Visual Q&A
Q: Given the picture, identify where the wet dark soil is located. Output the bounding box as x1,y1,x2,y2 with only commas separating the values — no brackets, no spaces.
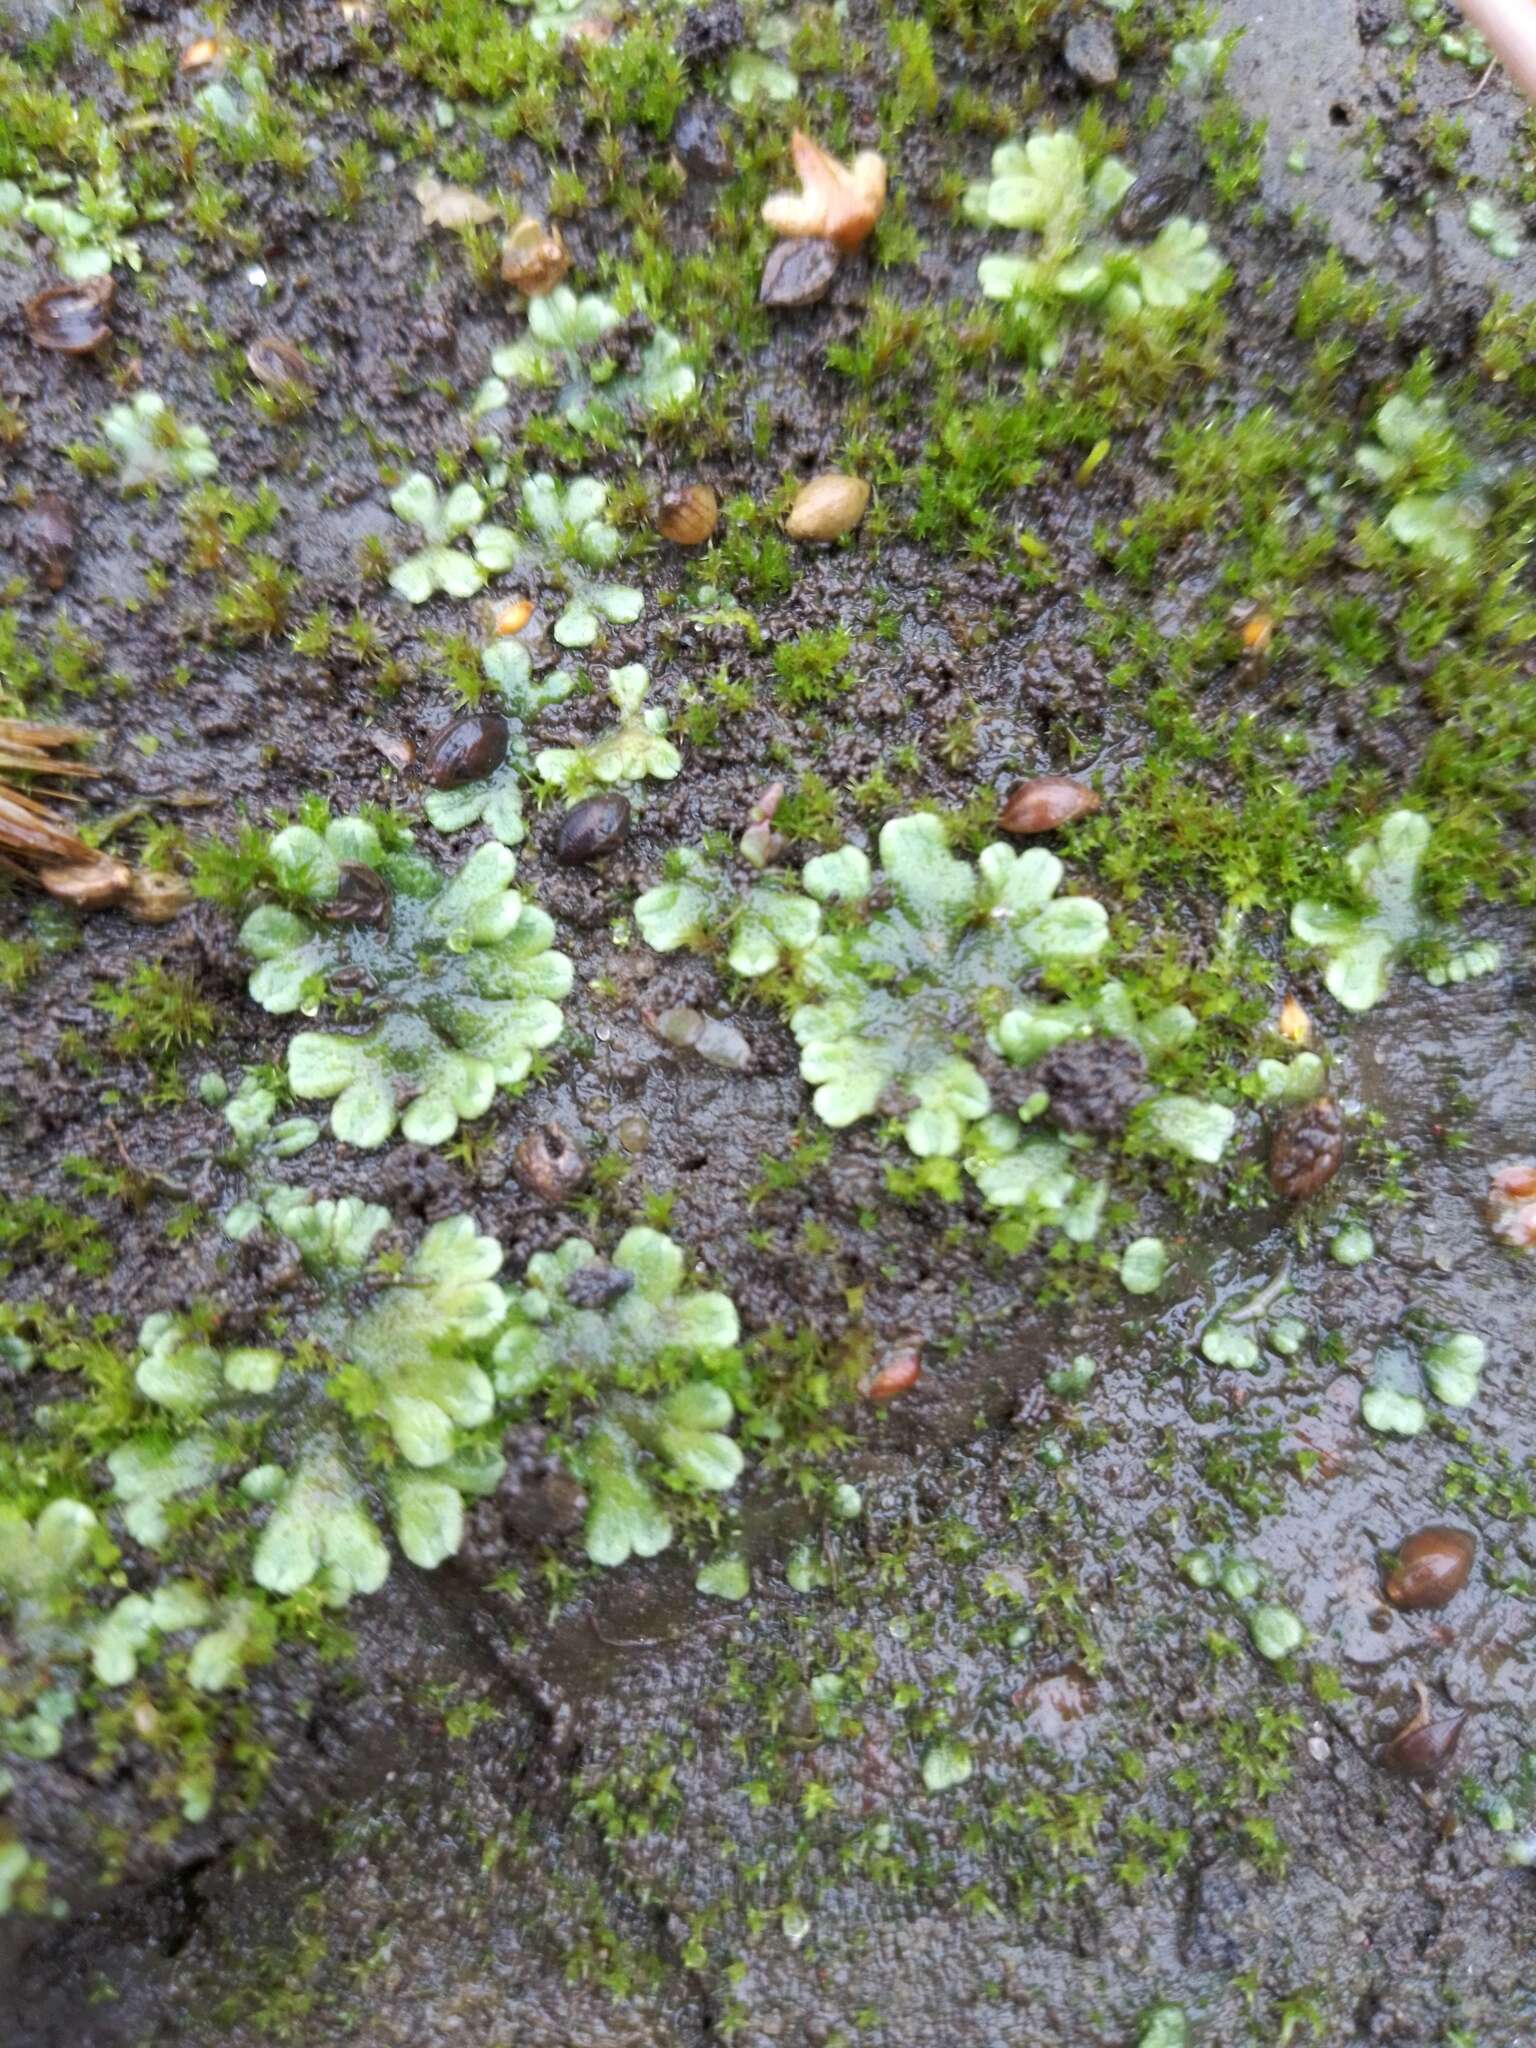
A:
2,1,1535,2041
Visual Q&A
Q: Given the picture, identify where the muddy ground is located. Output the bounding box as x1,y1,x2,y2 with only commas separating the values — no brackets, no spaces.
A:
1,0,1534,2042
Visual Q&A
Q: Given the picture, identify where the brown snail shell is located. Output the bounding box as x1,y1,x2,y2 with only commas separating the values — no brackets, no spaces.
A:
1383,1526,1475,1612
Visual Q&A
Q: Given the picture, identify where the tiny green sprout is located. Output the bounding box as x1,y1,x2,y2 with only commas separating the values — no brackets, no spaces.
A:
728,13,797,105
239,813,571,1148
492,1229,741,1568
1355,396,1483,565
218,1068,320,1160
1201,1321,1261,1371
3,140,144,279
696,1555,750,1601
1046,1353,1096,1397
1136,2004,1189,2048
1138,1095,1237,1165
1219,1556,1262,1601
388,473,517,603
793,815,1108,1157
780,1902,812,1949
193,60,271,137
1169,36,1226,92
1268,1315,1307,1357
102,393,218,492
1423,1331,1487,1409
921,1739,974,1792
1330,1223,1374,1266
490,474,643,648
1360,1386,1426,1437
1467,198,1521,262
1119,1237,1167,1295
1425,940,1503,988
1254,1050,1326,1104
511,0,621,45
635,845,821,978
475,286,694,429
1180,1548,1219,1588
1290,810,1498,1013
969,127,1223,365
536,665,680,791
1248,1603,1304,1662
0,1839,41,1916
115,1191,508,1619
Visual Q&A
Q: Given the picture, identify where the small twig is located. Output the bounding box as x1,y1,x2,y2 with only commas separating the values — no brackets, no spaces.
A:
107,1120,192,1198
1448,59,1498,104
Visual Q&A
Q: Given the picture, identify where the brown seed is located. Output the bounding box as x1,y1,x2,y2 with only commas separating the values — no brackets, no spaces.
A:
1383,1526,1475,1612
1115,173,1195,239
17,494,76,591
784,474,869,542
998,776,1100,836
513,1121,588,1202
1381,1687,1465,1780
322,862,391,927
759,236,841,309
494,597,535,636
500,215,569,296
1268,1096,1344,1201
180,35,224,70
23,277,114,356
861,1340,922,1404
422,712,509,790
246,335,315,392
657,482,718,546
556,793,631,865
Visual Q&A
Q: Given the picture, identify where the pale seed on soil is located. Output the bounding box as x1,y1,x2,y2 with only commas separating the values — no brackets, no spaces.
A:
784,474,869,542
657,482,718,545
